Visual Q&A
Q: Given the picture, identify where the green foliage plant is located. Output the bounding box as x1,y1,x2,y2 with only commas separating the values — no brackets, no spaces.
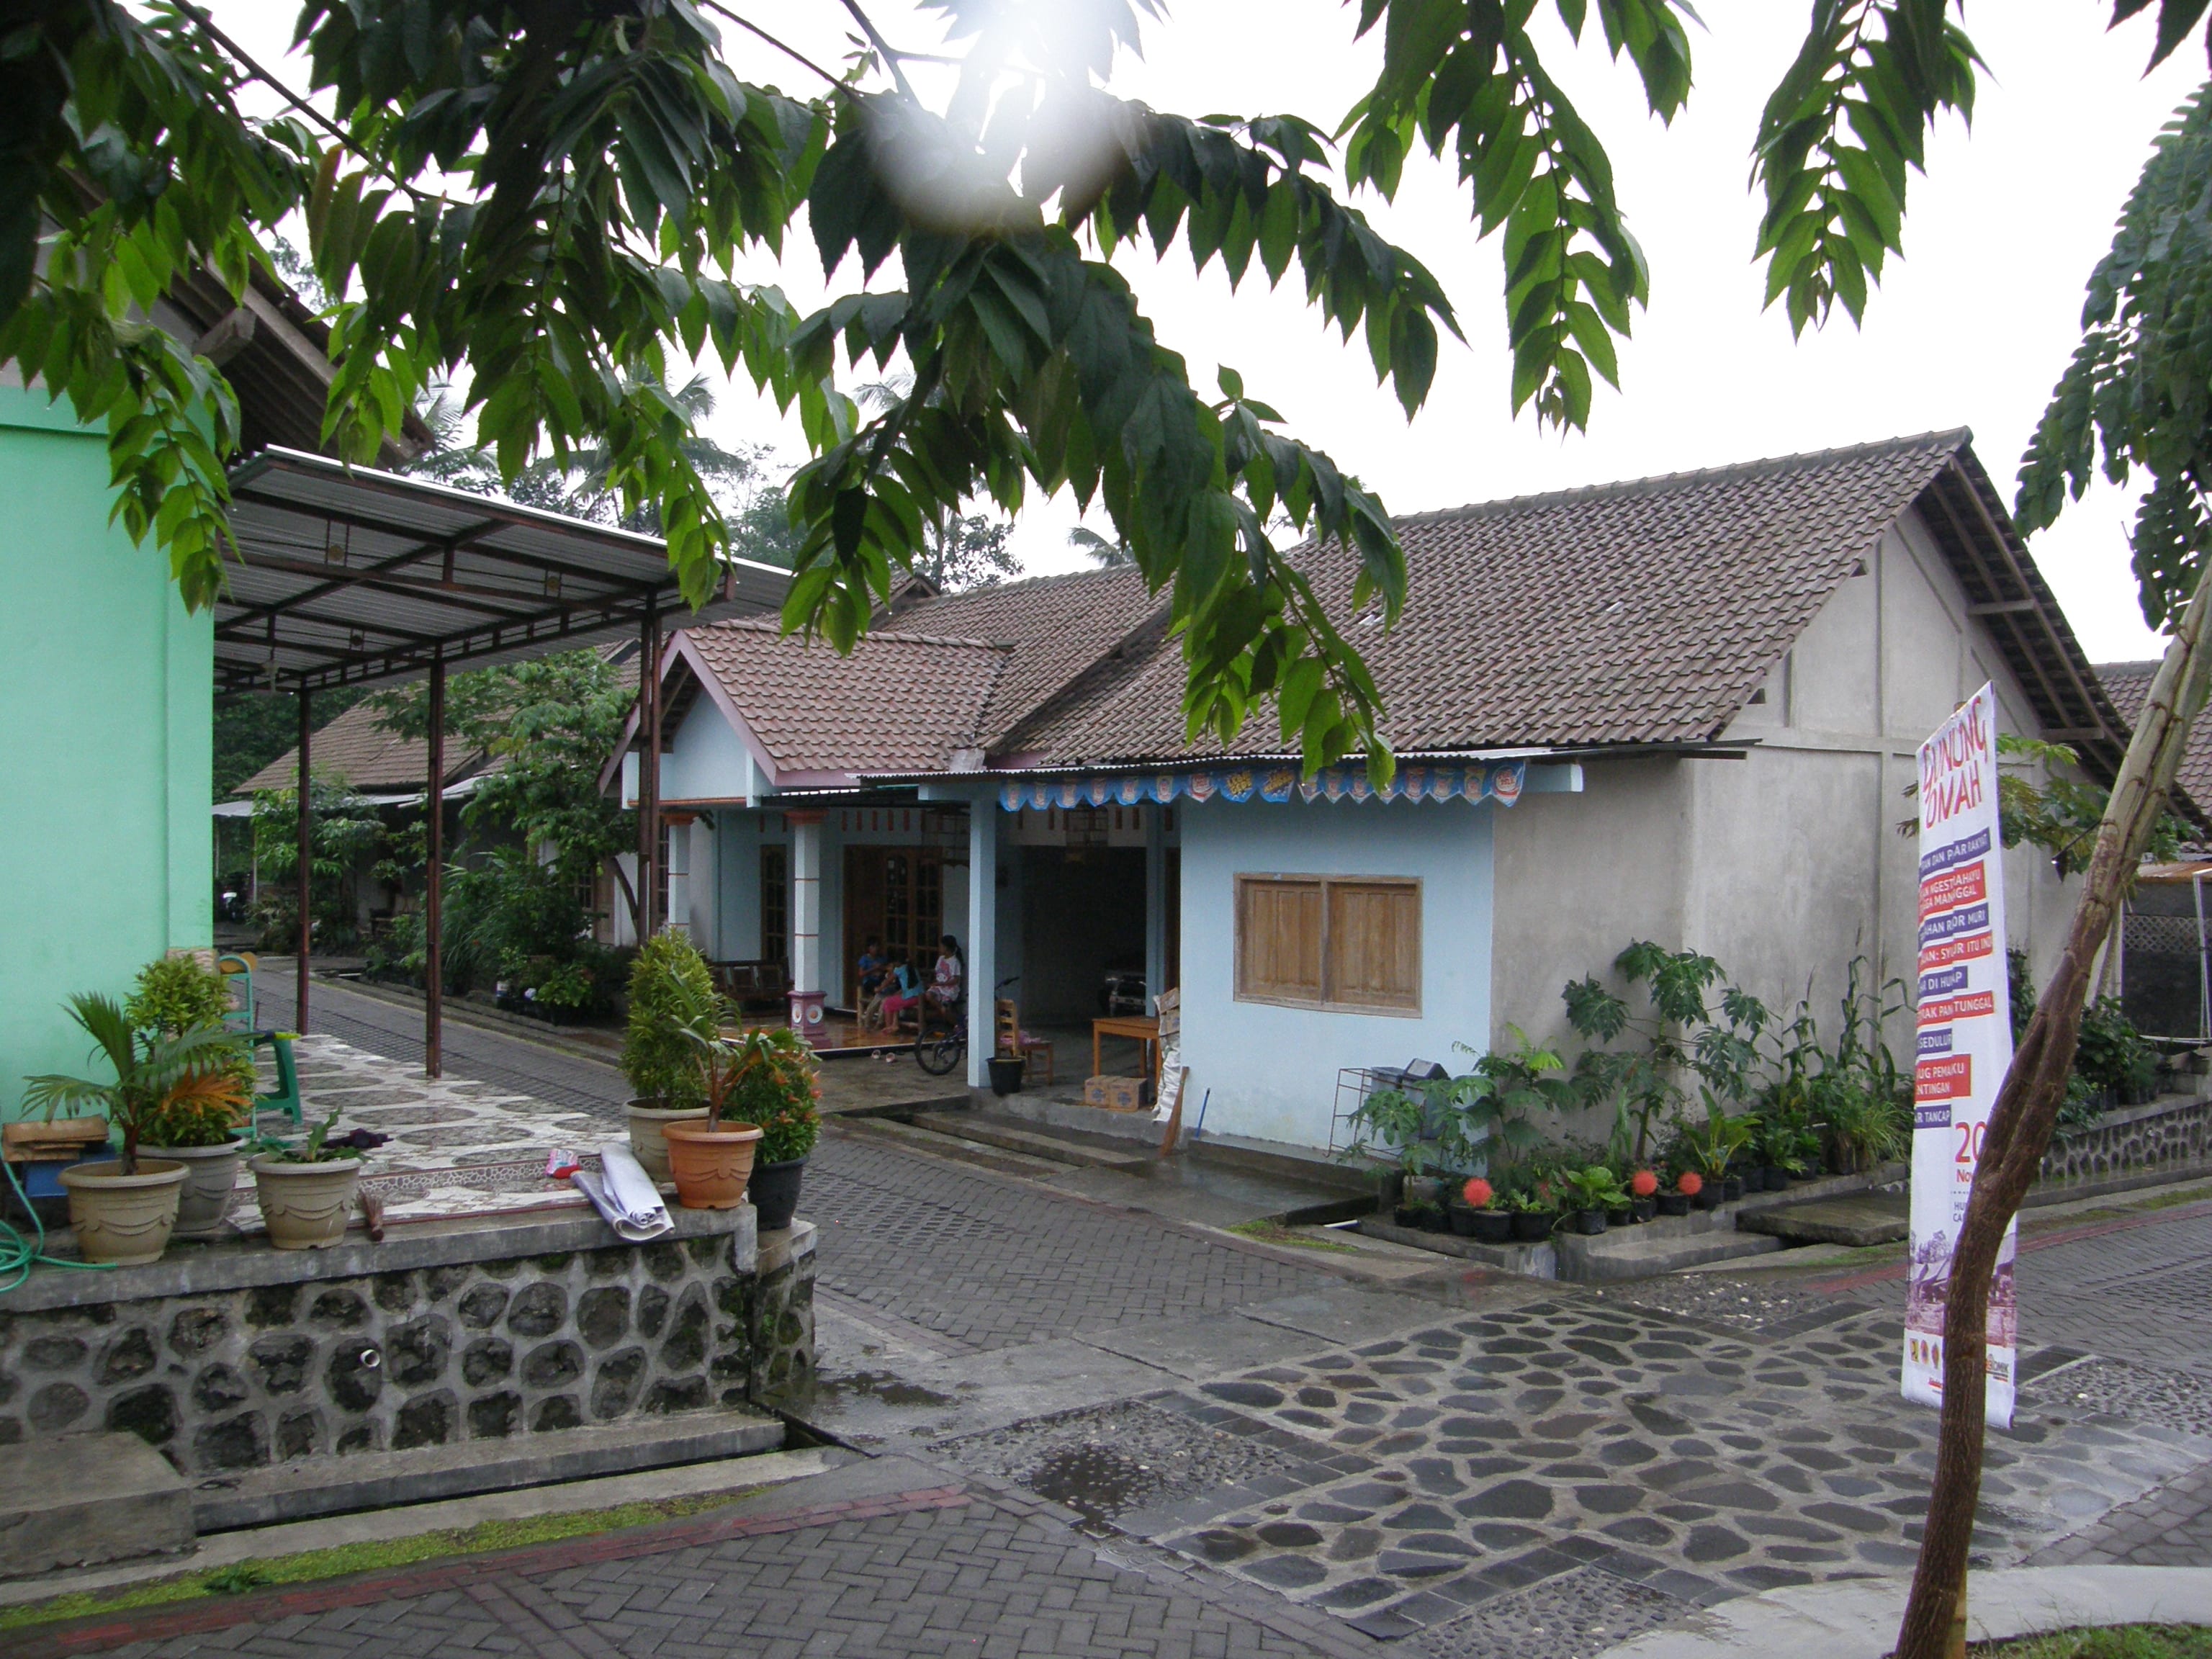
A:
249,1105,364,1165
2072,997,2160,1108
621,935,718,1108
1563,943,1769,1166
249,778,385,950
1557,1164,1629,1213
21,994,245,1172
125,956,256,1102
1995,733,2186,879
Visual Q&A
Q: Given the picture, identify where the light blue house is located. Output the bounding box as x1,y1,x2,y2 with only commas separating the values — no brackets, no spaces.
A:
614,434,2131,1153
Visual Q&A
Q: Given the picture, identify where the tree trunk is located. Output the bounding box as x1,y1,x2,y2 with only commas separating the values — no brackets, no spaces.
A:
1893,556,2212,1659
607,855,642,944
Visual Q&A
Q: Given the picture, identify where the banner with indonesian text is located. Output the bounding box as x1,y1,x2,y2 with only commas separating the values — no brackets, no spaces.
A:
1905,683,2018,1427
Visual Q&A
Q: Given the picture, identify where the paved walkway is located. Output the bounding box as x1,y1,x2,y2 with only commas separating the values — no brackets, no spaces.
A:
28,978,2212,1659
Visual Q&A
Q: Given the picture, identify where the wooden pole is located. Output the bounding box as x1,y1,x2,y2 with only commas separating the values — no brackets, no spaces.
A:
638,605,661,940
294,687,312,1035
424,652,445,1079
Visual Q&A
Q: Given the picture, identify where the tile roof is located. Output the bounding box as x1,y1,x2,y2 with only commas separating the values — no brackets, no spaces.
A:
2097,660,2212,809
1000,433,1971,764
885,566,1163,747
680,620,1007,778
233,698,493,796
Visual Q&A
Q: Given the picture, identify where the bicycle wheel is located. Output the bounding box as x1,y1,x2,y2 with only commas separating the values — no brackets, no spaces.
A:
914,1023,965,1076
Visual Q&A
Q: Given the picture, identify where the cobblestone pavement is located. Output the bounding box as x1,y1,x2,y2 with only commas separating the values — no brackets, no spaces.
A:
806,1140,1334,1352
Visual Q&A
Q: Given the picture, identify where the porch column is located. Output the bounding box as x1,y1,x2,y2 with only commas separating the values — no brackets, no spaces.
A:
966,799,997,1088
637,604,661,938
1144,804,1166,1007
787,809,826,1041
423,651,445,1079
295,688,312,1035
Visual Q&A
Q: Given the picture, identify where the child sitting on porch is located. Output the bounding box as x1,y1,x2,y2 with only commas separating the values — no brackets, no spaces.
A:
877,959,924,1030
927,935,963,1010
856,936,889,1029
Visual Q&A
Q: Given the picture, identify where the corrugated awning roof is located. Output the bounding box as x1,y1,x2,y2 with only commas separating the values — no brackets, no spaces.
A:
215,448,786,694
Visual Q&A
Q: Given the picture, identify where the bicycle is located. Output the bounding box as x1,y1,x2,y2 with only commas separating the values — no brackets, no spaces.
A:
912,974,1020,1076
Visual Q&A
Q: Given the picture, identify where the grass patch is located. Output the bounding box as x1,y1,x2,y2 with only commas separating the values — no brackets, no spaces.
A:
0,1486,765,1633
1227,1219,1357,1252
1969,1626,2212,1658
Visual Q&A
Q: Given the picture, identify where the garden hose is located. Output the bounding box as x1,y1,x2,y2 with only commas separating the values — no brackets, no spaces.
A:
0,1159,114,1293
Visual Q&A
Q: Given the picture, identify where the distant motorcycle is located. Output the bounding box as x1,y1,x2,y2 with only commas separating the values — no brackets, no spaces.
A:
216,881,251,923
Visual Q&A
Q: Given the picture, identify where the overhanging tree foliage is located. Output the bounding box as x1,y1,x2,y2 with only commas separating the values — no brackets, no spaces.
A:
6,0,2142,783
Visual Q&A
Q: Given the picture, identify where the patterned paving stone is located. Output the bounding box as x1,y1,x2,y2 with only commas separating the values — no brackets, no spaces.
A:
1414,1565,1694,1659
2024,1355,2212,1439
1143,1298,2208,1632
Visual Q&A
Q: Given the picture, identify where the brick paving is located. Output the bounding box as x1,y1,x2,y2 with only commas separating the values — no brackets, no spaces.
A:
2030,1457,2212,1567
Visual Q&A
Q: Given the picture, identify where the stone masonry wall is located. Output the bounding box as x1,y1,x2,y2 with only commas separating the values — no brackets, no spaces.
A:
2039,1093,2212,1187
0,1227,814,1479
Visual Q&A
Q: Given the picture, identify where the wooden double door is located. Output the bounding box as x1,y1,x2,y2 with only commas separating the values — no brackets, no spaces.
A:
843,846,945,989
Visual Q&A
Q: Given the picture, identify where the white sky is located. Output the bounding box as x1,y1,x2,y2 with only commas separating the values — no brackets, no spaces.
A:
209,0,2208,662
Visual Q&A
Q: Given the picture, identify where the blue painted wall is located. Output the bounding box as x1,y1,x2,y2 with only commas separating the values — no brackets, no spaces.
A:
1178,796,1495,1149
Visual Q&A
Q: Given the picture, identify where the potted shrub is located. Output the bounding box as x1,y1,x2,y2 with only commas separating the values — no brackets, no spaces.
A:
1504,1189,1552,1242
22,994,240,1265
127,957,256,1241
1661,1169,1698,1217
1628,1168,1660,1222
1559,1166,1627,1236
662,1007,770,1210
621,935,716,1181
734,1029,820,1231
1459,1177,1511,1243
250,1107,367,1249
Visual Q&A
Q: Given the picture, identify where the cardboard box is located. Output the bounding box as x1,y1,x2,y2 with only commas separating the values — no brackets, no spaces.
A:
1084,1074,1149,1112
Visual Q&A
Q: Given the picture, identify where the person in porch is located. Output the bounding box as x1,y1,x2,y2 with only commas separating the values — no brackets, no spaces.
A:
856,935,889,1030
876,957,925,1032
928,935,963,1012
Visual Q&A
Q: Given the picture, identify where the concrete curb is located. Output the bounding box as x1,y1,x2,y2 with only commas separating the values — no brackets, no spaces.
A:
1598,1567,2212,1656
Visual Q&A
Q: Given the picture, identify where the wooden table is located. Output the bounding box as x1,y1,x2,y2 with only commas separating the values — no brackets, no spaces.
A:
1092,1015,1161,1083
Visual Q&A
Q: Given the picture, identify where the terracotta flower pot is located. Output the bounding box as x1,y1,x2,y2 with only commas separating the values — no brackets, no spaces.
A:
626,1099,709,1184
662,1120,763,1210
148,1137,248,1240
251,1155,364,1249
59,1159,187,1265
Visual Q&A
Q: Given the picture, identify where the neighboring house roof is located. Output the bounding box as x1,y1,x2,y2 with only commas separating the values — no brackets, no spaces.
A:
233,698,495,797
626,432,2133,790
997,433,2131,778
676,620,1008,779
2096,661,2212,810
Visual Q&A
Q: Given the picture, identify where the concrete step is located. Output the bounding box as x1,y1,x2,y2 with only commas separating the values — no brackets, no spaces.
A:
905,1111,1154,1172
832,1114,1074,1178
0,1433,192,1580
1558,1228,1783,1282
1737,1191,1910,1248
191,1405,785,1532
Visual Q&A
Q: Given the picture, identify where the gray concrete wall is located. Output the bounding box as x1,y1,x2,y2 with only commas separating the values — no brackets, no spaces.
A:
1490,503,2084,1138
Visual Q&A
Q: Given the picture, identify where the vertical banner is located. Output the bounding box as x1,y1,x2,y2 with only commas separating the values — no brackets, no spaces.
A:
1905,683,2019,1428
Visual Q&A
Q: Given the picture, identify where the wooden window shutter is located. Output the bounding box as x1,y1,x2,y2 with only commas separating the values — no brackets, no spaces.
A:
1236,877,1323,1003
1325,881,1421,1012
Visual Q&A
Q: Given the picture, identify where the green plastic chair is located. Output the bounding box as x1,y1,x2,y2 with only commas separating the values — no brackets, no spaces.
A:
251,1030,303,1126
217,953,256,1034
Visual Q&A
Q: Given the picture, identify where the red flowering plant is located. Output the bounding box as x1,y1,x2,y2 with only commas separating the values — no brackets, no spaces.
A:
1460,1177,1493,1210
1676,1169,1704,1197
1629,1169,1659,1198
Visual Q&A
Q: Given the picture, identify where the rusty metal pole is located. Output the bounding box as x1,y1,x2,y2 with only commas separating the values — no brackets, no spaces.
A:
638,604,661,940
295,686,312,1034
424,652,446,1079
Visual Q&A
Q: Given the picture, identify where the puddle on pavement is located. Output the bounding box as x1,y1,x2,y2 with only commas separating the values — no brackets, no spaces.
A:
805,1369,958,1408
1025,1443,1167,1534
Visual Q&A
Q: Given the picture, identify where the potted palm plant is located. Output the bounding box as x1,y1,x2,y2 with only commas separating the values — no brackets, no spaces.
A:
662,989,769,1210
127,957,255,1240
621,935,716,1182
249,1105,368,1249
22,994,239,1264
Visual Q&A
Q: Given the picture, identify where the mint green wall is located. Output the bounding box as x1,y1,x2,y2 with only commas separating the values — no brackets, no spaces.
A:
0,388,213,1118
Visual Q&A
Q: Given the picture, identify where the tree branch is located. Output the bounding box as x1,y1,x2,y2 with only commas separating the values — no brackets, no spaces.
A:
696,0,843,87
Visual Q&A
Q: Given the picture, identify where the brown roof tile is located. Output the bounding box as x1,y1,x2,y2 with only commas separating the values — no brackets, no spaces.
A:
233,698,492,795
680,620,1006,778
1001,433,1969,764
2097,660,2212,809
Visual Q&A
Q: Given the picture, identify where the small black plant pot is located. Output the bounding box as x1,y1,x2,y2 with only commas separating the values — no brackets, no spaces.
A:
1575,1208,1607,1236
749,1157,807,1231
1696,1185,1725,1210
987,1055,1026,1096
1393,1204,1421,1228
1631,1197,1659,1223
1657,1192,1691,1217
1721,1176,1744,1202
1471,1210,1512,1244
1447,1204,1480,1238
1509,1210,1552,1243
1606,1205,1633,1228
1759,1166,1789,1191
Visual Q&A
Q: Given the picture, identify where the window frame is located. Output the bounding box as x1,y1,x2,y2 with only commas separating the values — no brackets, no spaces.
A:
1233,871,1422,1017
